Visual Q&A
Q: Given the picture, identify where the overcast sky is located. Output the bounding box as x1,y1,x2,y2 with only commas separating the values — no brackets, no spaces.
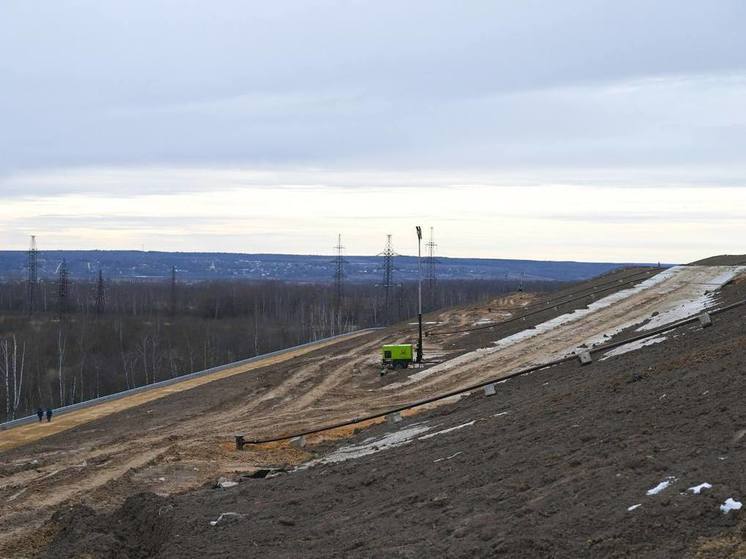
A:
2,1,745,262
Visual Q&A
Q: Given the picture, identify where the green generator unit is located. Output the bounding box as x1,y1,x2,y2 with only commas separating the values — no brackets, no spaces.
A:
382,344,414,370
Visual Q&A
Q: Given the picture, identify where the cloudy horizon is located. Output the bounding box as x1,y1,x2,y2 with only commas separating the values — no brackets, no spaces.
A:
2,1,745,262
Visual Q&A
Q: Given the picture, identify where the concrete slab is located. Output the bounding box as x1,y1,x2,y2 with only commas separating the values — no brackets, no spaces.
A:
290,436,306,449
386,412,402,425
578,351,593,366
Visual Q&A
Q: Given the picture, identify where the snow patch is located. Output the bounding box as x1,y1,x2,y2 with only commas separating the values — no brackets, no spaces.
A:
418,420,476,440
600,335,667,360
647,476,676,496
301,418,482,469
627,504,641,511
210,512,243,526
688,483,712,494
434,451,463,463
303,424,432,467
642,268,742,330
720,498,742,513
571,266,744,351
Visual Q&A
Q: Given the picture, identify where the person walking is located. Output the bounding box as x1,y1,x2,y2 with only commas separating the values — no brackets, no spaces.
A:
36,408,44,422
45,408,53,423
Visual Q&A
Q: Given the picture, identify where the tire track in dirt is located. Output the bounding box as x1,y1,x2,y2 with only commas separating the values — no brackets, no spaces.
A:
204,335,392,432
274,335,391,415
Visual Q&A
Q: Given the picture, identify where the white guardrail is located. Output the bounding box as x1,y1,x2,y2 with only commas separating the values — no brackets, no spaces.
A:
0,328,381,432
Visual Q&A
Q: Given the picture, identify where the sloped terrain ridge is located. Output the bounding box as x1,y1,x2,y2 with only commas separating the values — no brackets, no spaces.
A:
3,259,746,558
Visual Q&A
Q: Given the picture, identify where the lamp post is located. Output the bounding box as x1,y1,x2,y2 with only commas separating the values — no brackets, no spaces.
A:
416,225,423,363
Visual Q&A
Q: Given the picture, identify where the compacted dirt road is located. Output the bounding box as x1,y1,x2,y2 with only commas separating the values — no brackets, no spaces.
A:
2,262,745,557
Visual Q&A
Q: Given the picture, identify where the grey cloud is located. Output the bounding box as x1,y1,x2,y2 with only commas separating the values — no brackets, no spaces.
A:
1,1,746,181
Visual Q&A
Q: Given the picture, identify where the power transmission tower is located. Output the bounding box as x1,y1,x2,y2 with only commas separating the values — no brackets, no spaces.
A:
378,234,397,322
425,226,437,306
170,265,177,316
333,234,345,308
26,235,38,315
57,258,69,319
95,269,105,315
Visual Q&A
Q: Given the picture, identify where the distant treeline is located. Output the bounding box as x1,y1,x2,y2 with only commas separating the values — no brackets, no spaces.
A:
0,250,632,282
0,278,560,422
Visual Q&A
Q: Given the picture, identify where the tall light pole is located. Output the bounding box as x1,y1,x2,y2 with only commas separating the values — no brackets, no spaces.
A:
416,225,423,363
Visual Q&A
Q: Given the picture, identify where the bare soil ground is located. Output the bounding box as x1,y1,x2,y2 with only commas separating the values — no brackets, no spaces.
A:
3,261,746,558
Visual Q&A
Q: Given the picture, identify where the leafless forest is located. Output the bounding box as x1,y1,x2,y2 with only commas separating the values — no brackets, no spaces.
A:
0,277,559,422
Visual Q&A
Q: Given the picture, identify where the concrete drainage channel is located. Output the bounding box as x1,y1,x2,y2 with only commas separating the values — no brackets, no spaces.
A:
235,299,746,450
0,328,381,432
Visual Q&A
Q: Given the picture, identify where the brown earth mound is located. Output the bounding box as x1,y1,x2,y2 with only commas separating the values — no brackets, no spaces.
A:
47,493,172,558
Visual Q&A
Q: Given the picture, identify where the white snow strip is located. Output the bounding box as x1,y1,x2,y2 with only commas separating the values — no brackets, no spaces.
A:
491,268,679,354
210,512,244,526
383,266,745,390
473,319,495,326
720,498,743,513
641,267,741,331
688,483,712,494
569,266,744,351
301,418,479,469
647,476,676,496
627,504,641,511
434,451,463,463
302,424,432,467
418,420,476,440
600,335,667,360
493,411,509,417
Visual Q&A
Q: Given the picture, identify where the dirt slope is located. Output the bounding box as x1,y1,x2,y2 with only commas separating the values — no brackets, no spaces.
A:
4,264,746,557
39,265,746,558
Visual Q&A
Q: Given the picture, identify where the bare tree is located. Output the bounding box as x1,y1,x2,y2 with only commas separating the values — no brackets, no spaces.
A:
1,335,26,420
